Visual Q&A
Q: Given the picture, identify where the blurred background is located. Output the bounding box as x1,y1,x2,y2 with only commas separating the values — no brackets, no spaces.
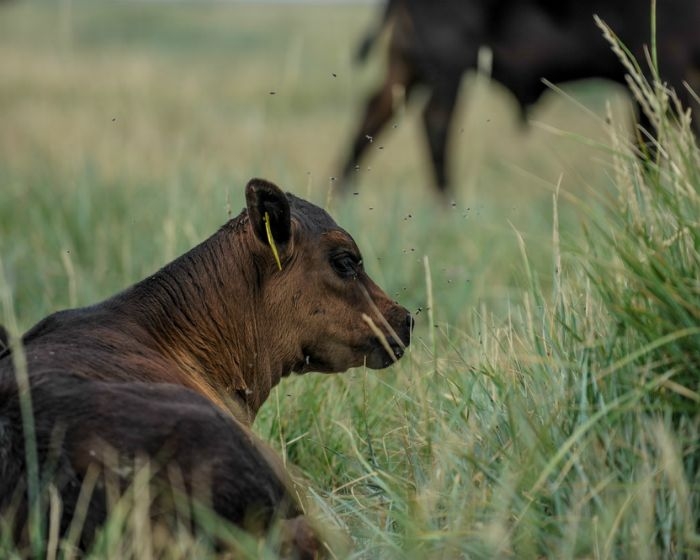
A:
3,2,699,557
0,0,631,331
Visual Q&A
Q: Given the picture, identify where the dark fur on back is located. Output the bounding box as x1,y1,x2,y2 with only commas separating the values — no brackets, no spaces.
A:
0,374,297,547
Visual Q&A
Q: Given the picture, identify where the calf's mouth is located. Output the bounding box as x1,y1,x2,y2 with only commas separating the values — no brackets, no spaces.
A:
364,336,406,369
292,309,413,375
294,333,408,375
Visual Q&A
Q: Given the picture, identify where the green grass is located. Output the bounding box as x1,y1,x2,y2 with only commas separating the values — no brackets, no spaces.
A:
0,1,698,558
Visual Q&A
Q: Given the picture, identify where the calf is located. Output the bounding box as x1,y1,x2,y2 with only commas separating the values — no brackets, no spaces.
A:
0,178,412,557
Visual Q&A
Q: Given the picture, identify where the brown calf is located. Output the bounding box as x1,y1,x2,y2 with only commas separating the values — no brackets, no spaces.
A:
0,178,412,557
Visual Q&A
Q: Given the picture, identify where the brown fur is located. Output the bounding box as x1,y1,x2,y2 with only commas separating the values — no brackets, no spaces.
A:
0,178,412,557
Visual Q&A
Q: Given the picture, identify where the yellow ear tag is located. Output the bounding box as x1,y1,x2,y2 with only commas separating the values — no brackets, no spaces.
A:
264,211,283,271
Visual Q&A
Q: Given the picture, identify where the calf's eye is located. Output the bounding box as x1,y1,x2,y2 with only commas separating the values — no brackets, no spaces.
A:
331,253,361,278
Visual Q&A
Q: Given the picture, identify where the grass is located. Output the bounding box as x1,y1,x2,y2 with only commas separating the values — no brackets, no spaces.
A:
0,0,698,558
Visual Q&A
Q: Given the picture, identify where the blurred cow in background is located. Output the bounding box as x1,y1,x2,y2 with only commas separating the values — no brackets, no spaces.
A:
339,0,700,194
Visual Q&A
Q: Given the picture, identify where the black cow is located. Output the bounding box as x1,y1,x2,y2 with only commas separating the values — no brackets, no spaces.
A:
339,0,700,193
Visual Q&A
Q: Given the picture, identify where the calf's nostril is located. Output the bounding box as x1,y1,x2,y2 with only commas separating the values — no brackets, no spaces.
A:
406,313,415,331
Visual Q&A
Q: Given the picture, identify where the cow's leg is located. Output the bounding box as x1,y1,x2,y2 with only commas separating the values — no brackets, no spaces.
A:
339,50,417,190
632,102,657,157
675,56,700,139
632,58,699,158
692,48,700,137
422,76,461,194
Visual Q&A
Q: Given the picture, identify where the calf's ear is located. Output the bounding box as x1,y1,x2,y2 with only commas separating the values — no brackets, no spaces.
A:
245,178,292,246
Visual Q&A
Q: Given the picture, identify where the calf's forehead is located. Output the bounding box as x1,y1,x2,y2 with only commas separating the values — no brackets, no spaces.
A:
287,193,347,238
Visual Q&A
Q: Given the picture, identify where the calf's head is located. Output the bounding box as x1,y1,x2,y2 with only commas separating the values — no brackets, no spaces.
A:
245,178,412,375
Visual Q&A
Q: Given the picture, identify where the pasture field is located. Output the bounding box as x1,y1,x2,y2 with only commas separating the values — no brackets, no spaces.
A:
0,1,698,558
